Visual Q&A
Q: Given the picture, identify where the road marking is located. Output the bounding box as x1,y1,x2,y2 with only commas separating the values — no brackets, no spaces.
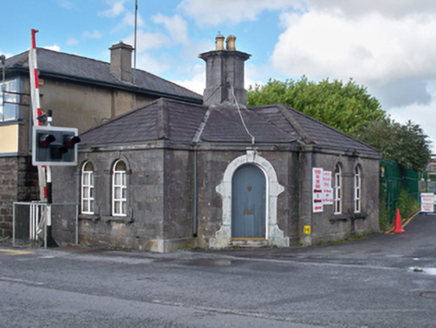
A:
216,254,401,271
386,210,420,234
0,249,35,255
0,276,45,286
151,298,429,320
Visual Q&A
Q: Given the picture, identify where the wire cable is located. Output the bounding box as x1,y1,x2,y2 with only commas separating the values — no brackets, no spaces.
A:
228,78,255,145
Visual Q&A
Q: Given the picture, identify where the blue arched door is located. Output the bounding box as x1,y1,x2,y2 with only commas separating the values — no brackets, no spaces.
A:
232,164,266,238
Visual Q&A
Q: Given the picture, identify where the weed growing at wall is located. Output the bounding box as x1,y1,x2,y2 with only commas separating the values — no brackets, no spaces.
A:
379,188,419,231
397,189,419,219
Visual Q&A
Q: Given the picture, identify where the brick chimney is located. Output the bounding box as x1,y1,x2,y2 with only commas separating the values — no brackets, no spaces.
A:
199,34,251,107
109,42,133,82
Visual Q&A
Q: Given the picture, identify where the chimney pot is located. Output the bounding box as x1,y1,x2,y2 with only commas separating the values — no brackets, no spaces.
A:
226,35,236,51
216,34,225,50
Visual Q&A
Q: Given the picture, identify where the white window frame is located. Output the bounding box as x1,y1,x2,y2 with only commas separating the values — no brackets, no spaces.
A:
0,78,20,122
112,160,127,217
354,165,361,213
334,164,342,214
81,161,95,215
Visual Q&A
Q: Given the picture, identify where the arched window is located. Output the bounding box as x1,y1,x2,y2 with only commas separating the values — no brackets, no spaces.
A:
354,165,361,213
112,160,127,216
334,164,342,214
81,161,94,214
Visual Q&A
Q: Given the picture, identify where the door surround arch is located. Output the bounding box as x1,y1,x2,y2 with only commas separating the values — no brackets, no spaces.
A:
210,149,289,248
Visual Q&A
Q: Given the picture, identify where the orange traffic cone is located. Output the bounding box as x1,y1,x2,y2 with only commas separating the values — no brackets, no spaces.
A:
392,209,405,233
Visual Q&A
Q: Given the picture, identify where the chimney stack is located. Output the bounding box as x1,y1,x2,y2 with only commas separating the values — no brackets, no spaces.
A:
199,34,251,107
109,42,133,82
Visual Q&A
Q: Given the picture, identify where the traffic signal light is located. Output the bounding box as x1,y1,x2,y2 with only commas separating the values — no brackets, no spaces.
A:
32,126,80,166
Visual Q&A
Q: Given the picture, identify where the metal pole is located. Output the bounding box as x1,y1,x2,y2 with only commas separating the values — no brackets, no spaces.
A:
45,109,58,247
1,54,5,122
76,204,78,245
12,202,16,247
45,166,58,247
30,204,34,240
134,0,138,71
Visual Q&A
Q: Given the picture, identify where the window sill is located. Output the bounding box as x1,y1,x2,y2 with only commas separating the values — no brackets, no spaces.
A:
79,214,100,222
101,215,133,223
0,120,25,126
329,212,367,223
329,214,348,222
351,212,367,220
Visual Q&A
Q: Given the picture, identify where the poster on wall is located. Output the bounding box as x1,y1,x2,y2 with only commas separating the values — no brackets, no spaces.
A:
313,168,323,213
322,170,334,205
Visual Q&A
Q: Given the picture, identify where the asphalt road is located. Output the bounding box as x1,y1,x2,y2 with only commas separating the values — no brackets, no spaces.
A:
1,214,436,327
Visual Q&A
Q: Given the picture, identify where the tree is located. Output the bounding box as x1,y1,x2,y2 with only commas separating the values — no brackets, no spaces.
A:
247,77,385,135
355,118,432,172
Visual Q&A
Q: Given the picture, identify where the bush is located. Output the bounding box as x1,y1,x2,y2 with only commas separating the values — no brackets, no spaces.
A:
379,189,419,231
397,189,419,219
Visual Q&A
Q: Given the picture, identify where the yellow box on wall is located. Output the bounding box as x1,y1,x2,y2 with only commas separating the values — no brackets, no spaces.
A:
0,124,19,154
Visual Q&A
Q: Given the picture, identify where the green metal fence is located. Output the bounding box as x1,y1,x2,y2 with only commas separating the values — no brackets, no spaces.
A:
380,160,419,222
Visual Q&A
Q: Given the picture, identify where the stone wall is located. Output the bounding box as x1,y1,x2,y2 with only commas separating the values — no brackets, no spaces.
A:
50,143,380,252
52,147,168,251
299,150,380,245
0,156,38,238
195,148,300,247
163,149,194,245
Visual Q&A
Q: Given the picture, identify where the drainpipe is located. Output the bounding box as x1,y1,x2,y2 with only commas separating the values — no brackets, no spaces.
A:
193,147,198,237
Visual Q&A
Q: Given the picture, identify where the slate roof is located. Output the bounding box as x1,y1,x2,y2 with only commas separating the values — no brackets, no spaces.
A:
80,98,207,146
252,104,380,153
4,48,202,103
79,97,380,156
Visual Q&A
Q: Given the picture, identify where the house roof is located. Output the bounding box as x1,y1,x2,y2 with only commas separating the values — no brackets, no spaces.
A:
4,48,202,103
252,104,380,153
80,98,207,145
79,97,380,156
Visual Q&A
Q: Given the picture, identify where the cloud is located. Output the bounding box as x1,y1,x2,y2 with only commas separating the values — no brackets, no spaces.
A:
153,14,188,44
270,9,436,108
305,0,436,19
388,92,436,151
83,30,103,40
44,45,60,52
66,37,79,46
135,53,171,75
57,0,75,10
173,64,205,94
178,0,294,26
0,50,13,59
122,10,144,28
374,79,432,108
98,0,126,18
124,30,171,52
100,1,144,32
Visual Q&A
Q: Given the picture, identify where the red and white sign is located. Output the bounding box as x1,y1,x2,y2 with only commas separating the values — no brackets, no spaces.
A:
322,171,333,205
421,193,434,213
313,168,323,213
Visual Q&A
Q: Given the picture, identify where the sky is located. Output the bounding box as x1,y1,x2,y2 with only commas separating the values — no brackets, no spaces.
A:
2,0,436,150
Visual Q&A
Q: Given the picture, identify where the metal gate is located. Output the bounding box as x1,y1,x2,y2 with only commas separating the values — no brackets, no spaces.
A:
231,164,266,238
12,202,78,248
380,160,419,222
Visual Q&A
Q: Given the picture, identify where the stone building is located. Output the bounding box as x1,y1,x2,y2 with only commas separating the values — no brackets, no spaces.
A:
53,35,381,252
0,42,201,238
